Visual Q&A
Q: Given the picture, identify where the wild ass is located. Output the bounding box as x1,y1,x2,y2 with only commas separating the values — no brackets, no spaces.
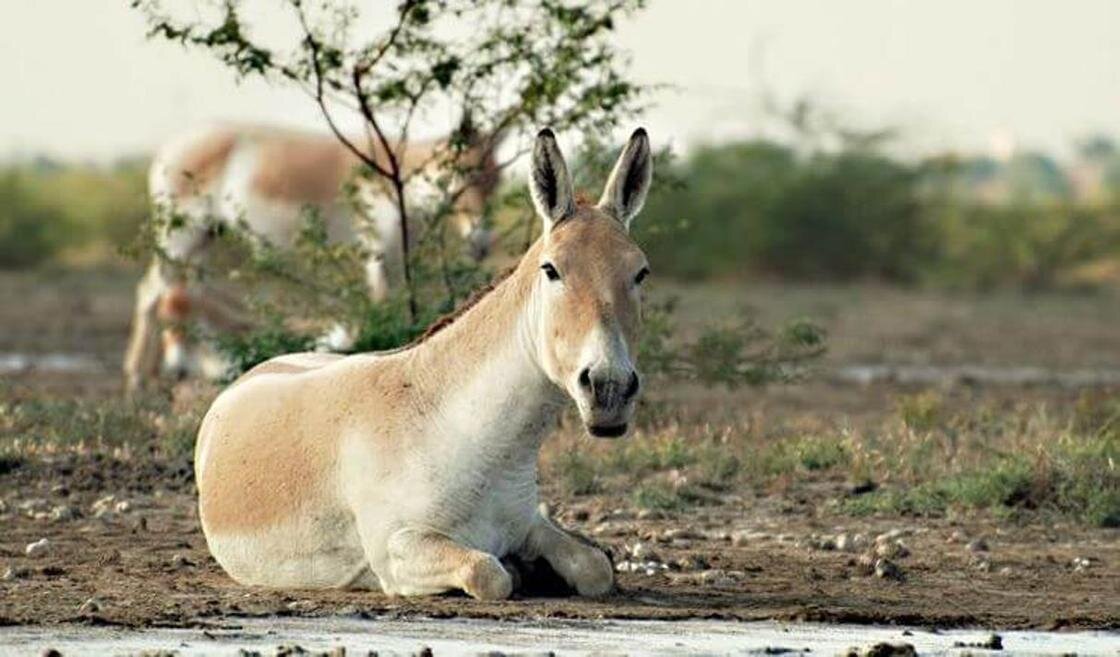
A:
194,128,653,598
124,122,503,391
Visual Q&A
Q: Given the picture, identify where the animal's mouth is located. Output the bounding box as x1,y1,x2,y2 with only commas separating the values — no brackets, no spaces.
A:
587,423,628,438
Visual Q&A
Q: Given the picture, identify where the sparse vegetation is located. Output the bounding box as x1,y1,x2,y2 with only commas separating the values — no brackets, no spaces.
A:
0,383,202,459
544,389,1120,527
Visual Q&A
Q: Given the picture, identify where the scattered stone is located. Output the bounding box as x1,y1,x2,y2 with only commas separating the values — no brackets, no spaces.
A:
971,556,993,572
114,500,132,514
947,529,968,544
3,565,30,581
998,566,1014,576
699,568,744,587
170,554,196,569
731,530,771,546
802,534,837,551
636,508,664,520
18,498,51,515
835,532,863,552
50,505,77,522
627,542,660,562
875,528,912,544
660,528,703,542
967,538,989,553
1072,556,1093,572
590,522,613,536
673,554,710,571
25,538,50,558
614,559,668,575
953,633,1003,650
854,553,877,576
91,495,116,515
703,529,731,542
275,645,308,656
875,540,910,560
844,643,917,657
78,597,102,614
874,558,904,581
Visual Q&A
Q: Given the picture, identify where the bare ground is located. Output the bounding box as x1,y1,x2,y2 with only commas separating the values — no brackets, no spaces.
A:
1,446,1117,630
1,269,1118,630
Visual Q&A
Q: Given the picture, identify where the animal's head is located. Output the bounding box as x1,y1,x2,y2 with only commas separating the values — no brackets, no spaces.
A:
528,127,653,438
449,116,508,261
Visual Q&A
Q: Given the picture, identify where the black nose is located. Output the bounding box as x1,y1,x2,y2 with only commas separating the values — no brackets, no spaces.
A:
579,367,640,406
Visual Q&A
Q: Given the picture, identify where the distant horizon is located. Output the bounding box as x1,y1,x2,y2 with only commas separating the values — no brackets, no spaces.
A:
3,0,1119,163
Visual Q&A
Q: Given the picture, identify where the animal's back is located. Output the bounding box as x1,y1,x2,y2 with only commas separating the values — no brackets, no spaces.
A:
195,352,375,588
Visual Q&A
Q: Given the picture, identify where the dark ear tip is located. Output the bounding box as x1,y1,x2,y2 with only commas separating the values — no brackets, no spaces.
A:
631,127,648,139
537,127,556,140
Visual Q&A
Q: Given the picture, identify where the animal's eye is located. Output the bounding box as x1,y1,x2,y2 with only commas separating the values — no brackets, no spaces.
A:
541,262,561,282
634,266,650,285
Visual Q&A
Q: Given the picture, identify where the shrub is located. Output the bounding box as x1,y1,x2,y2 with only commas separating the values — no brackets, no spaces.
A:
0,172,62,269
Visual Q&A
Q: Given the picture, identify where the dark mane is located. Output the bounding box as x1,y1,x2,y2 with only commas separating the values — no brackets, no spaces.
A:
410,266,516,345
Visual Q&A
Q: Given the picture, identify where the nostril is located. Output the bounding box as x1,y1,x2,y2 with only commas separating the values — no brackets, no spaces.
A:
624,371,640,400
578,367,592,390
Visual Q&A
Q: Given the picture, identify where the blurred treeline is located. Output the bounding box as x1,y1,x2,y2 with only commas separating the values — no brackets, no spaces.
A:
631,135,1120,291
3,135,1120,291
0,157,147,268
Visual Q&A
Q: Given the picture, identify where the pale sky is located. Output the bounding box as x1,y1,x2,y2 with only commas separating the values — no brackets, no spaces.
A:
2,0,1119,162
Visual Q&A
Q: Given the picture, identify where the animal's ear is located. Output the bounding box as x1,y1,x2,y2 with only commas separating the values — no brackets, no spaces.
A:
597,128,652,229
529,128,575,230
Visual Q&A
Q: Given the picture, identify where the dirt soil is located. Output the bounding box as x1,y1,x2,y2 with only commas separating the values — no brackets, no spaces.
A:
2,450,1117,631
2,271,1119,631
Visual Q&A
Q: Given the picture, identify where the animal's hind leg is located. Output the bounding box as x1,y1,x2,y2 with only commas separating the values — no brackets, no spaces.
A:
383,528,512,600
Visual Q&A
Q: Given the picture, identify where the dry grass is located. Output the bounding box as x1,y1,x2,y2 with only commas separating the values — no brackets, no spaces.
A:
543,387,1120,527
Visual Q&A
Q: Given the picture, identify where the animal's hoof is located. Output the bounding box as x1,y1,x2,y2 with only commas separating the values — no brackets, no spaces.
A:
573,547,614,597
463,554,513,601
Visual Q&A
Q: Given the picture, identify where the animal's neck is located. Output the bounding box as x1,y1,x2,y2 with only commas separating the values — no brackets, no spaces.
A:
405,241,562,450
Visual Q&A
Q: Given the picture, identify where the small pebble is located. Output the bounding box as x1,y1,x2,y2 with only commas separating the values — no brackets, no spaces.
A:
628,542,660,562
967,538,989,553
875,540,910,560
699,568,743,587
170,554,196,569
50,505,76,522
661,528,702,541
25,538,50,558
731,530,770,546
3,565,30,581
874,558,904,581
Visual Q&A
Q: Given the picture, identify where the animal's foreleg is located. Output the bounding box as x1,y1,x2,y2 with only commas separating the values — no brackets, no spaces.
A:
385,528,512,600
521,504,614,596
123,261,169,392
